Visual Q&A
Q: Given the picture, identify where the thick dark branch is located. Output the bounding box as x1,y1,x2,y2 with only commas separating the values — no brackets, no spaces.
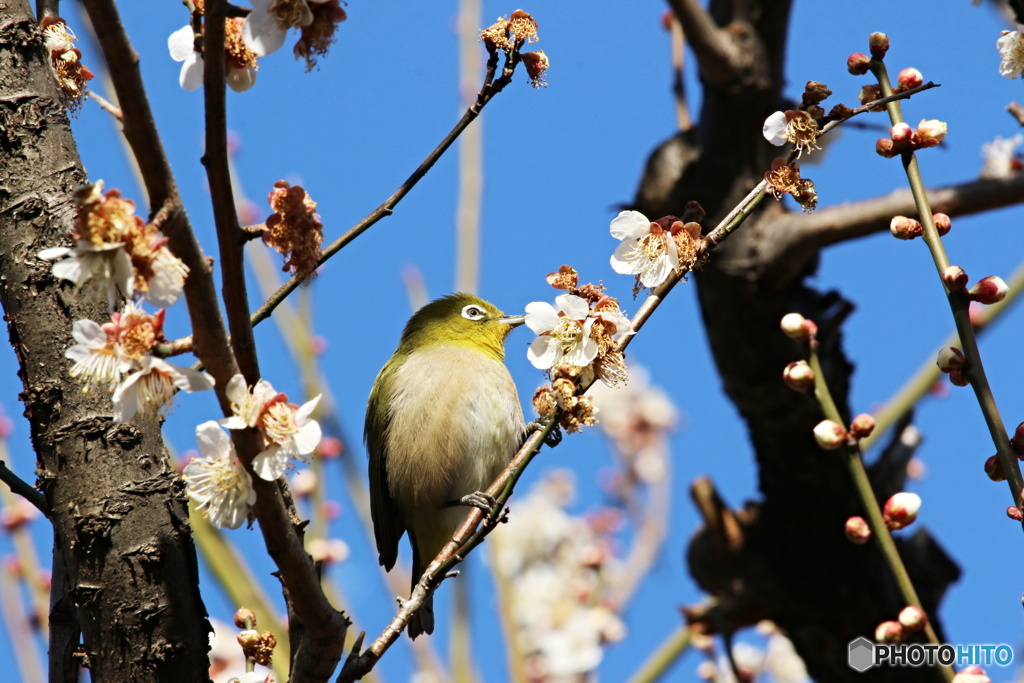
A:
80,0,239,406
763,173,1024,289
0,461,47,515
667,0,744,84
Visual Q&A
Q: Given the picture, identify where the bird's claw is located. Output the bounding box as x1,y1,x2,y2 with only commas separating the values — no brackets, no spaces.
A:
527,419,562,447
460,491,497,515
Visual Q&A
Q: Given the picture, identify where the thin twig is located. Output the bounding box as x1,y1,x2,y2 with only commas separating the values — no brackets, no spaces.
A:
871,60,1024,514
626,624,693,683
0,461,47,515
87,90,123,120
251,46,516,329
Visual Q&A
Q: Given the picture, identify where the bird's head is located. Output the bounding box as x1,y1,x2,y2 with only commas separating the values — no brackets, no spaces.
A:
397,293,525,360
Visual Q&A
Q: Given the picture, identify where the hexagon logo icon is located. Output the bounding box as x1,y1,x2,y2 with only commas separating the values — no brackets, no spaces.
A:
848,637,875,672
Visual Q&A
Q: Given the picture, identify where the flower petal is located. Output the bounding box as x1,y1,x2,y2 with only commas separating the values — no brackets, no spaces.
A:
38,247,71,261
610,239,641,275
609,210,651,240
292,420,322,456
242,13,287,57
763,111,789,146
524,301,559,334
168,25,195,62
70,319,107,347
227,66,257,93
252,446,288,481
555,294,590,320
112,371,143,422
196,420,233,462
527,336,559,369
180,53,204,91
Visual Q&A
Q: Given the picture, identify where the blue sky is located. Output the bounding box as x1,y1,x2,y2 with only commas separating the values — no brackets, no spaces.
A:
2,0,1024,680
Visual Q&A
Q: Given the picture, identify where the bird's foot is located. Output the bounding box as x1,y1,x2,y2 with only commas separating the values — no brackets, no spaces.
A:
527,419,562,448
459,491,497,515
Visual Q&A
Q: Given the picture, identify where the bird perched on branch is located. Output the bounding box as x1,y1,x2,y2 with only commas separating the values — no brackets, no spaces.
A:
365,293,526,638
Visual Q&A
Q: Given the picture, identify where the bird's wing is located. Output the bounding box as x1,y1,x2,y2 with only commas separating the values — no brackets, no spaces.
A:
365,358,405,571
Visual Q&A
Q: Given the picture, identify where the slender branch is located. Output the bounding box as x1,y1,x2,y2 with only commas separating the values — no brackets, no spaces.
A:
203,3,348,678
0,461,48,515
805,341,953,683
87,91,123,120
871,59,1024,514
666,0,743,85
862,257,1024,454
626,624,693,683
251,46,515,329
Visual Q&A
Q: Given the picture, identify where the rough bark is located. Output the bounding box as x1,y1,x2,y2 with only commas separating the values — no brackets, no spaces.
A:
634,1,967,680
0,2,210,680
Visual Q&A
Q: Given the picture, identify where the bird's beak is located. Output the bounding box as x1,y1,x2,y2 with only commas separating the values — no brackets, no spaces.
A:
497,314,526,327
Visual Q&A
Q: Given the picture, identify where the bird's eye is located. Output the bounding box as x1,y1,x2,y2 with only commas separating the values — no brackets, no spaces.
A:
461,305,486,321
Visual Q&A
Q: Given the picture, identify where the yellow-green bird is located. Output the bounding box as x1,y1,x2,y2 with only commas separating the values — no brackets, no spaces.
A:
365,293,526,639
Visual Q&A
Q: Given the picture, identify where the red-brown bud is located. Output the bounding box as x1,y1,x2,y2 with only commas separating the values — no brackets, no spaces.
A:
845,516,872,544
847,53,871,75
868,33,890,60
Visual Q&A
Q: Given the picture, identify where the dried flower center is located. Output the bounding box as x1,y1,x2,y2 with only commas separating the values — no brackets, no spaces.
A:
225,18,258,69
785,112,821,153
270,0,312,29
119,320,157,360
261,401,298,445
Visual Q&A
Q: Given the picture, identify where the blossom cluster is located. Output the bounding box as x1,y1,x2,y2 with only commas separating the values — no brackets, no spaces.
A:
525,268,633,432
260,181,324,279
242,0,347,71
480,10,549,87
182,374,322,528
609,210,703,293
40,17,94,112
168,4,259,93
490,472,626,680
39,182,188,311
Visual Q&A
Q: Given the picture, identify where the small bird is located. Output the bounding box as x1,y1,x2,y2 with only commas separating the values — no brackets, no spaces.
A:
365,293,526,638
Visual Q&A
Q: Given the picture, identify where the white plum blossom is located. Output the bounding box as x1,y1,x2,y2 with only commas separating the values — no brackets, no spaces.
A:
980,134,1023,179
64,318,132,390
39,241,134,310
183,422,256,529
525,294,598,370
609,210,678,288
168,25,204,91
763,110,790,146
168,23,257,93
220,373,322,481
113,356,215,422
997,26,1024,79
243,0,329,56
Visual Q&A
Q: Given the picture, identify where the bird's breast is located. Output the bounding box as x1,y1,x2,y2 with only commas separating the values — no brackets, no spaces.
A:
384,344,525,517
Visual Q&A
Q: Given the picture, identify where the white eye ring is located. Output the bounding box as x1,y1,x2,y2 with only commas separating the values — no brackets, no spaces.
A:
462,305,486,321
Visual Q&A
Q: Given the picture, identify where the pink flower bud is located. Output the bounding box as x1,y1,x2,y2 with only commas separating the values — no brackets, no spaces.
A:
935,346,965,373
932,213,951,236
845,516,872,544
898,606,928,631
813,420,848,450
890,122,913,144
875,137,896,158
875,620,904,643
1007,506,1023,521
952,666,992,683
849,413,876,439
984,455,1006,482
883,491,921,529
782,360,815,392
948,369,970,387
897,67,923,90
869,32,890,59
968,275,1008,305
318,436,343,459
780,313,816,342
1010,422,1024,457
914,119,947,147
942,265,968,292
889,215,922,240
847,53,871,75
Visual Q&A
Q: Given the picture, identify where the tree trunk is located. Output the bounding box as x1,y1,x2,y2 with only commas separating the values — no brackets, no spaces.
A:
0,2,210,679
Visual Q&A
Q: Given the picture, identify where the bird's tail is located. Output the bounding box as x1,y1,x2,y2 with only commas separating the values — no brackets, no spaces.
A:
407,541,435,639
